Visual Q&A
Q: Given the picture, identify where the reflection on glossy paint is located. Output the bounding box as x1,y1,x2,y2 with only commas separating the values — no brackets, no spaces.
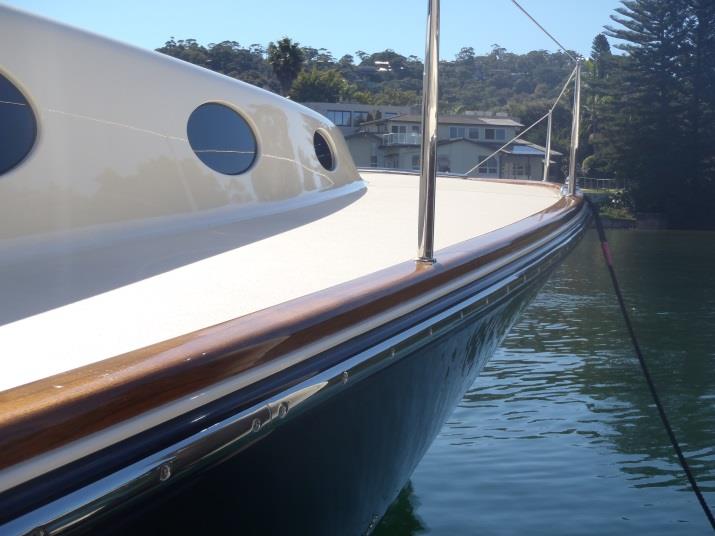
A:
0,5,359,242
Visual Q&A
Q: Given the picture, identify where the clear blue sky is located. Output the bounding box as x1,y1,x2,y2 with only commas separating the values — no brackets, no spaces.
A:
5,0,624,59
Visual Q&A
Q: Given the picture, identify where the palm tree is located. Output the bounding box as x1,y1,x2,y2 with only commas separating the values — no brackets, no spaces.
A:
267,37,305,97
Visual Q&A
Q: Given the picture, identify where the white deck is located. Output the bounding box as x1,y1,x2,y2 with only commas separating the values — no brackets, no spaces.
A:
0,172,560,391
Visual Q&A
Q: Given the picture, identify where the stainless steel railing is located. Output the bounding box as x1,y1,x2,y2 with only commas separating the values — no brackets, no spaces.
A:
417,0,439,264
567,59,582,196
416,0,582,264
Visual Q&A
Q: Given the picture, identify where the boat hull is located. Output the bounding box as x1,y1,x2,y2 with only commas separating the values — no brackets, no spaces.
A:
0,198,588,536
77,222,583,536
109,282,540,535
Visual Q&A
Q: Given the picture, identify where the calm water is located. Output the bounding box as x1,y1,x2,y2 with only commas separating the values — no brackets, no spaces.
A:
376,230,715,535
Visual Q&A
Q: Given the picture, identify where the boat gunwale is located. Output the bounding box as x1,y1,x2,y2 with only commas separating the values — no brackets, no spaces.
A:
0,181,582,476
0,208,589,534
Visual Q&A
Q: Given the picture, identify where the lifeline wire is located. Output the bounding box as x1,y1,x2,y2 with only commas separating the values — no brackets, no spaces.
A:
550,66,577,113
463,112,549,176
587,198,715,532
509,0,578,62
462,65,575,178
463,3,580,177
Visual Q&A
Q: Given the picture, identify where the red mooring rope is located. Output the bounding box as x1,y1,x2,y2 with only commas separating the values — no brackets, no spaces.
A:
586,197,715,531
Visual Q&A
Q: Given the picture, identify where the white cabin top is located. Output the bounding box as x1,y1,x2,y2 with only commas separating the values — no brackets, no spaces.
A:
0,6,563,391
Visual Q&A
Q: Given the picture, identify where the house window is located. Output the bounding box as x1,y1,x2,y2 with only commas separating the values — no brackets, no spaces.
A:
514,163,531,176
438,155,451,172
391,125,407,134
385,156,399,168
449,126,465,139
478,155,498,175
411,154,420,170
353,111,369,126
468,128,479,139
326,110,352,126
411,125,420,133
485,128,506,140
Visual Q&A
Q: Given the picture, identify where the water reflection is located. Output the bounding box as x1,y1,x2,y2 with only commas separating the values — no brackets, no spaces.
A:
377,230,715,535
374,482,427,536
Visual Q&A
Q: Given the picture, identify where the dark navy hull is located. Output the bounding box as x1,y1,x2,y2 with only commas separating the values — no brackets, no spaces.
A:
105,276,544,536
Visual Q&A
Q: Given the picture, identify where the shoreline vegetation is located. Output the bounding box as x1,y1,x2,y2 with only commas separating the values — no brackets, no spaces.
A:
157,0,714,230
584,189,636,228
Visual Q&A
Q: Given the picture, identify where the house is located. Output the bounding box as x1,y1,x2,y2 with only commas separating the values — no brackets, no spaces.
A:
346,112,562,181
300,102,411,137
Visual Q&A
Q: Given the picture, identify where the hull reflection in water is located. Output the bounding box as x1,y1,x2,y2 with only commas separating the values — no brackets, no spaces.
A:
106,275,548,536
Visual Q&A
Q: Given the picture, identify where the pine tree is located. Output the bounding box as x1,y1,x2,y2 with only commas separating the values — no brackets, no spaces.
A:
677,0,715,226
591,34,612,80
581,34,614,177
604,0,691,220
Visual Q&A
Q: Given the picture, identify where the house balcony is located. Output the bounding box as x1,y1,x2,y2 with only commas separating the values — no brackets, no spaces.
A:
381,132,421,146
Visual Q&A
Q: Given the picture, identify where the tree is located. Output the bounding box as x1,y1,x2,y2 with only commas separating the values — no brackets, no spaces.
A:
579,33,615,168
338,54,354,67
354,50,369,62
372,87,420,106
315,48,335,67
290,69,348,102
590,33,612,80
157,38,209,68
455,47,476,62
267,37,305,96
677,0,715,226
603,0,700,223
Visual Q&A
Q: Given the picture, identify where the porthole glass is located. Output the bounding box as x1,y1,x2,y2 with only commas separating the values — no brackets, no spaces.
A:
0,73,37,175
187,103,257,175
314,131,334,171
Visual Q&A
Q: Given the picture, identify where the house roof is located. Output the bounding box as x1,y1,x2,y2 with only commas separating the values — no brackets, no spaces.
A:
448,138,563,157
377,137,498,149
508,139,563,157
436,138,494,148
434,137,562,157
359,113,523,128
345,129,563,157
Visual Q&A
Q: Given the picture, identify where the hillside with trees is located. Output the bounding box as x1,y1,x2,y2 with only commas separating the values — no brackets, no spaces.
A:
157,0,715,229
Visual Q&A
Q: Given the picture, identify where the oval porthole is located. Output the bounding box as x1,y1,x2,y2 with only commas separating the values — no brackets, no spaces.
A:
314,131,335,171
0,73,37,175
187,103,257,175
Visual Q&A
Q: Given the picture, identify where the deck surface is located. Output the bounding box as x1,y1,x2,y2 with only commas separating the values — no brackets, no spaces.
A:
0,172,560,391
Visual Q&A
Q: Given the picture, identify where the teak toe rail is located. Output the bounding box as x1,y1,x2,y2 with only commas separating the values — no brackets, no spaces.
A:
0,188,583,477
